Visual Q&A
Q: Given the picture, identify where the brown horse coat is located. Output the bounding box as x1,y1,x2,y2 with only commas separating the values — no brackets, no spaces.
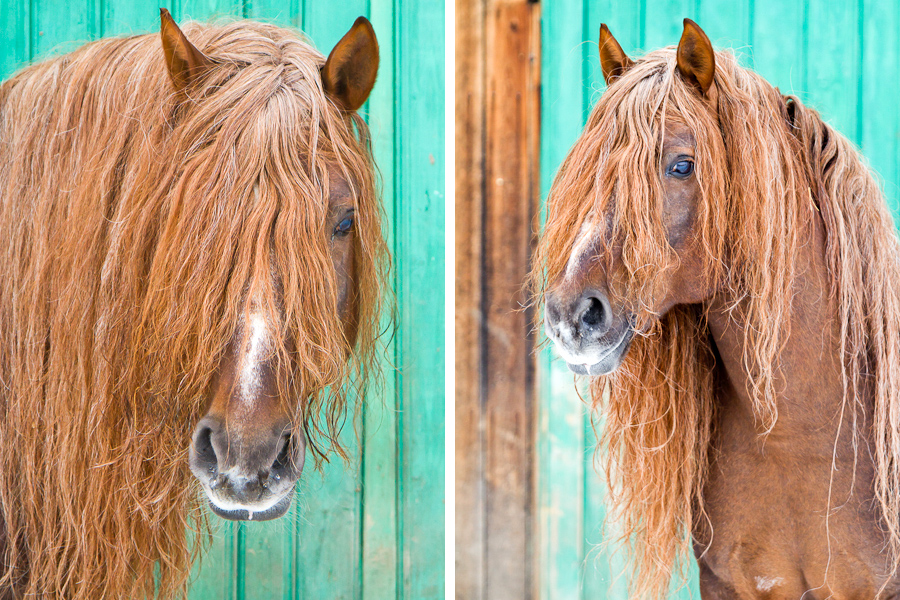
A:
536,20,900,599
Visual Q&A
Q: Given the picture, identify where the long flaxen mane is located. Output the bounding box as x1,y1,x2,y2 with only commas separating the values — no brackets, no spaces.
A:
0,19,387,599
532,47,900,598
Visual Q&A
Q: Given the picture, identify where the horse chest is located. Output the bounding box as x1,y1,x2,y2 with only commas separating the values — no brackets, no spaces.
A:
696,418,900,599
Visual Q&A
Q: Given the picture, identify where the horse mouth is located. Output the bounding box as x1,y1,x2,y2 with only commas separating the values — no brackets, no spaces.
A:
566,328,634,376
206,489,294,521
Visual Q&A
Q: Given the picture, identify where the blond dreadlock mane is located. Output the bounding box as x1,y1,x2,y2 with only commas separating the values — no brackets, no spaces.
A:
532,48,900,599
0,19,387,599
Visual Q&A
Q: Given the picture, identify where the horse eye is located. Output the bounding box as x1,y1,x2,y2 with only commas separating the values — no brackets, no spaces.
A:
668,159,694,178
332,216,354,238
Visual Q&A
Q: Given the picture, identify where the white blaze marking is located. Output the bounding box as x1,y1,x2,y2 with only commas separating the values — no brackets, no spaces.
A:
238,184,270,404
239,309,269,403
754,576,784,593
565,218,597,279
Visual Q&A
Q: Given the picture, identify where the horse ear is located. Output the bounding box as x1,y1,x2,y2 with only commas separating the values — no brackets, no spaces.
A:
159,8,214,92
321,17,379,112
676,18,715,96
599,24,634,85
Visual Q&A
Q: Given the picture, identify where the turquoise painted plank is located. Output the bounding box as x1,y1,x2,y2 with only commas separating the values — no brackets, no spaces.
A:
242,519,287,599
806,0,861,143
245,0,300,28
750,0,806,95
582,413,629,600
584,0,644,115
579,12,631,598
860,0,900,216
540,0,585,203
643,0,697,51
302,0,370,57
179,0,244,22
697,0,751,65
295,446,363,599
189,522,240,599
362,0,400,597
287,5,371,599
0,0,31,78
394,0,445,597
102,0,159,37
537,1,588,598
32,0,94,61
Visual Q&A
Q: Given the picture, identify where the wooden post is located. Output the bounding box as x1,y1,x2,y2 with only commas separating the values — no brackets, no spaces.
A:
456,0,541,597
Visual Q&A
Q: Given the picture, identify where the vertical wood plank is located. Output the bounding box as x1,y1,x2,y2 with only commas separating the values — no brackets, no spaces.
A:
860,0,900,215
101,0,158,37
32,0,93,61
302,1,370,58
536,0,584,598
179,0,244,22
481,1,540,598
697,0,752,65
363,0,400,597
583,0,644,115
806,0,861,142
395,0,446,597
642,0,697,51
455,0,487,596
295,450,363,599
0,0,32,76
580,8,643,600
245,0,300,28
751,0,806,96
189,522,240,600
242,520,286,599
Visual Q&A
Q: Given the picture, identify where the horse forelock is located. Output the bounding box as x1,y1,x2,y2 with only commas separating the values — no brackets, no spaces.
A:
535,50,730,328
0,19,387,599
533,45,900,599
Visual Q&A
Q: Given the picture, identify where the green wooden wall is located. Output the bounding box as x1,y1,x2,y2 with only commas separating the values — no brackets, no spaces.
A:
538,0,900,598
0,1,445,599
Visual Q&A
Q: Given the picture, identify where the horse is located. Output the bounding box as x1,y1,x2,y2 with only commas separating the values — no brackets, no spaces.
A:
0,9,386,599
533,19,900,599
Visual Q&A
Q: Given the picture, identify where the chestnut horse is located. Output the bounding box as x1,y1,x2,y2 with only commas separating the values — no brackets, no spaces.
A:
0,10,386,599
534,19,900,600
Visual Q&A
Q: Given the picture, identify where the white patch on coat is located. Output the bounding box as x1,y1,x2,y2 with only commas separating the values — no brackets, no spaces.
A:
754,576,784,593
564,218,597,279
239,310,269,403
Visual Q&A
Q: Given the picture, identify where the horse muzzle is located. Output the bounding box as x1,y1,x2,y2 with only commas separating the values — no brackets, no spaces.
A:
544,288,635,376
188,416,306,521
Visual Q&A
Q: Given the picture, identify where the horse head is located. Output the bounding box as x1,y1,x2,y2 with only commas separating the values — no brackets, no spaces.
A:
156,11,381,521
540,20,724,376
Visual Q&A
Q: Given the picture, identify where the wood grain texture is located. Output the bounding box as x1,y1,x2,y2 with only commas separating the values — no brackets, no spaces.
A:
0,1,444,598
454,0,486,597
455,0,541,598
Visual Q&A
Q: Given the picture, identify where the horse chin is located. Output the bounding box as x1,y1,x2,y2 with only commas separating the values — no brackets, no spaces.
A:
206,489,295,522
566,328,634,376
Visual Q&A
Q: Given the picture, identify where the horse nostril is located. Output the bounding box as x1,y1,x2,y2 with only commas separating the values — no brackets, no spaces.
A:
581,296,606,329
545,300,560,325
193,425,217,471
271,433,293,473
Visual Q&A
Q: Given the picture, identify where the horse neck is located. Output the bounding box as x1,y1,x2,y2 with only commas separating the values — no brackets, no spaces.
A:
704,205,858,453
